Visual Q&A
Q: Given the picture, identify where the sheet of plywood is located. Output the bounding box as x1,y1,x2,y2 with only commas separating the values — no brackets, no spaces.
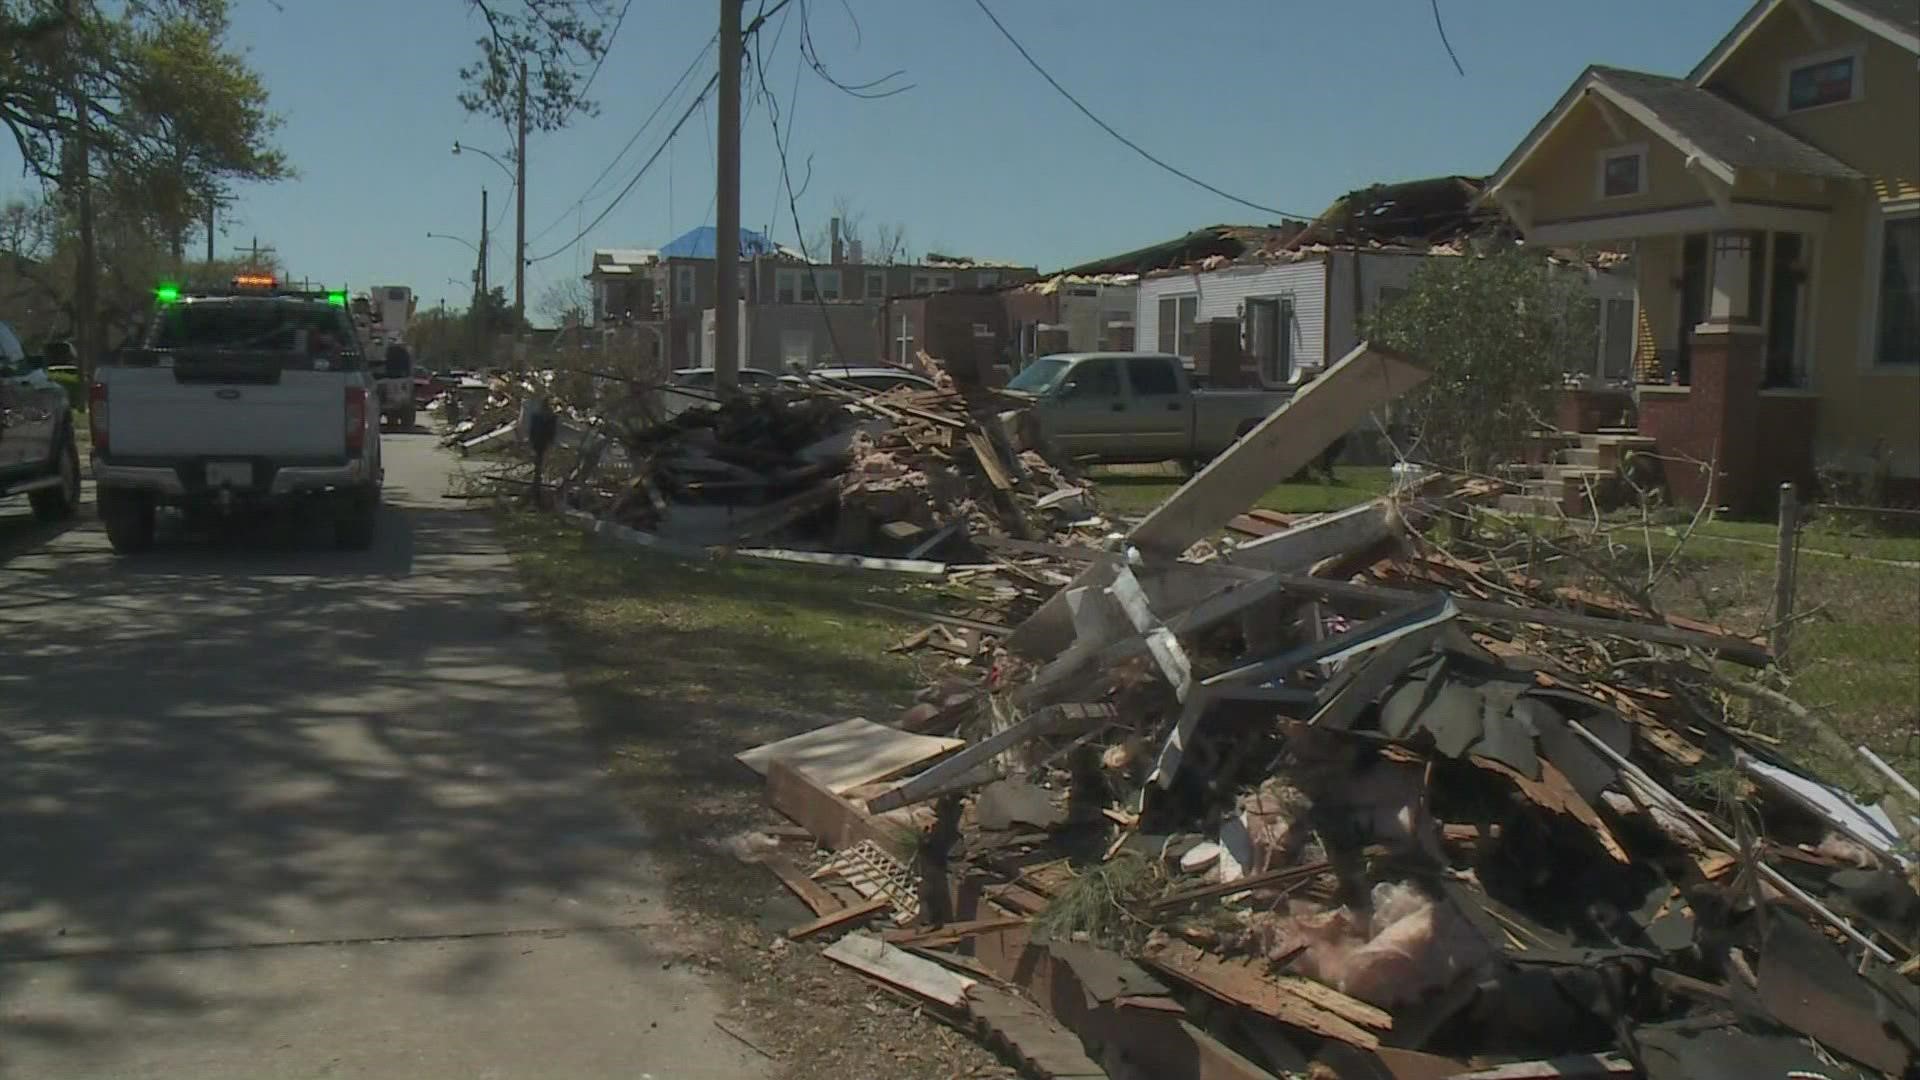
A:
737,718,963,794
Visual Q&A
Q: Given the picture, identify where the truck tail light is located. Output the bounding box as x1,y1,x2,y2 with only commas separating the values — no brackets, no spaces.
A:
345,386,367,454
89,381,108,453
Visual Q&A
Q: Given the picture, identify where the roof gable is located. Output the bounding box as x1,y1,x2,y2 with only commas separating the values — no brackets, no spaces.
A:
1692,0,1920,84
1486,64,1860,198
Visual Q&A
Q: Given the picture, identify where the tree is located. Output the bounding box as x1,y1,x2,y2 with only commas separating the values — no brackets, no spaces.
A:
1363,244,1598,475
1,0,289,374
535,275,590,328
459,0,615,130
118,9,291,263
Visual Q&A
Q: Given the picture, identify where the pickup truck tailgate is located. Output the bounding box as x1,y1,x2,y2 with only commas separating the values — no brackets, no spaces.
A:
109,369,346,459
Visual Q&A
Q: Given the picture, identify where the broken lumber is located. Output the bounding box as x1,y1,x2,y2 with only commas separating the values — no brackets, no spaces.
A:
1143,940,1384,1049
865,704,1116,814
1266,571,1773,667
787,896,889,940
765,758,916,862
1128,342,1427,558
764,854,840,917
823,931,976,1009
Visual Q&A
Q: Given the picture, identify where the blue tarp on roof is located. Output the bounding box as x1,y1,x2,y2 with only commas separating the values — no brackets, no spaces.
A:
658,226,781,259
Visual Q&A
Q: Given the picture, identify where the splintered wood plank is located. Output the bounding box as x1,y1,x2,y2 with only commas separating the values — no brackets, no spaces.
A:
764,855,839,917
824,932,975,1008
967,431,1016,491
1143,940,1383,1050
1129,343,1427,558
787,896,888,940
737,718,963,794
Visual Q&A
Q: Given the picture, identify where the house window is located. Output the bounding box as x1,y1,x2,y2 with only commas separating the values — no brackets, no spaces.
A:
1597,144,1646,199
674,265,695,306
911,273,930,293
865,270,885,299
1784,48,1861,113
976,270,1000,289
812,269,842,300
1156,295,1198,356
1873,211,1920,367
932,273,954,291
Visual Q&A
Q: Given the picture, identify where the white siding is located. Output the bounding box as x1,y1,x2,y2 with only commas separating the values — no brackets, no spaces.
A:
1135,257,1330,380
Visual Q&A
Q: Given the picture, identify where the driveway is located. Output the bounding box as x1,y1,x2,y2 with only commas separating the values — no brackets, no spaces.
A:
0,431,766,1079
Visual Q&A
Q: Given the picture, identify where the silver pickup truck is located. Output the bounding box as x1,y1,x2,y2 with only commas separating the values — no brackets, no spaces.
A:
89,283,383,552
1003,352,1290,465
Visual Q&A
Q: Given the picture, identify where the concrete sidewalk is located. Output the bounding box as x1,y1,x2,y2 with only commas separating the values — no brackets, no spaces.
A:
0,431,765,1078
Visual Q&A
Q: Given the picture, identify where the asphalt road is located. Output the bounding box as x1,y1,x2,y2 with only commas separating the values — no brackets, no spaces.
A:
0,430,766,1079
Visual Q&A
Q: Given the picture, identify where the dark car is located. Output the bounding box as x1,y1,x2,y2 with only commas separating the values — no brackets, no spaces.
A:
0,320,82,522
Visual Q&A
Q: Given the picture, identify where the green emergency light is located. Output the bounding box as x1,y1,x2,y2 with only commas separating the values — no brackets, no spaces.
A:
155,284,181,304
327,290,347,307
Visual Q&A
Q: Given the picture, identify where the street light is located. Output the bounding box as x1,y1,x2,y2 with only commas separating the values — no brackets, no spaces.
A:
454,120,526,352
426,231,479,255
451,140,514,182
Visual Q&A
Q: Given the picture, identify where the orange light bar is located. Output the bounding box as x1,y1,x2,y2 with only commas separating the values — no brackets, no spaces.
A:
232,273,277,289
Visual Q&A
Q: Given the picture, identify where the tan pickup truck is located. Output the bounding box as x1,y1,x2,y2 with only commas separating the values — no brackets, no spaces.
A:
1003,352,1291,466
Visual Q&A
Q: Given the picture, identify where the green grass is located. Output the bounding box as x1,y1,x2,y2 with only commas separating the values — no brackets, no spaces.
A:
1093,464,1396,516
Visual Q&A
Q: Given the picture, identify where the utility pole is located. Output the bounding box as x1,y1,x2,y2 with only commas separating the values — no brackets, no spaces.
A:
205,196,216,263
473,187,490,366
514,60,529,350
714,0,742,395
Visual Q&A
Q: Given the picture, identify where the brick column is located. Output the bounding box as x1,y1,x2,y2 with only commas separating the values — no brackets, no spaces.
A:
1685,323,1765,511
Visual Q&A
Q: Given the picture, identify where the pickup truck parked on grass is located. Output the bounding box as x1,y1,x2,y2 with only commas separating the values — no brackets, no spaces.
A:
88,280,383,553
1002,352,1291,466
0,319,82,522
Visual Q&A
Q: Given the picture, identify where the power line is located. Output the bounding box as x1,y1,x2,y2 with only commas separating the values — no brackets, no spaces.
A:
526,35,717,246
529,1,798,264
527,71,720,263
970,0,1312,221
751,17,851,368
1429,0,1466,77
572,0,637,111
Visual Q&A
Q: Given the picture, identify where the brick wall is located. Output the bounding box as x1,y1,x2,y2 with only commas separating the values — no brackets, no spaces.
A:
1556,389,1633,433
1634,327,1793,513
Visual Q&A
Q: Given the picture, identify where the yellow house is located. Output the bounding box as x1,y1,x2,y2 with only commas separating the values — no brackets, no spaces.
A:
1486,0,1918,508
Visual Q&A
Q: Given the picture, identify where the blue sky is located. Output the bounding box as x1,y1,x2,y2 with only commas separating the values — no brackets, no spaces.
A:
3,0,1753,321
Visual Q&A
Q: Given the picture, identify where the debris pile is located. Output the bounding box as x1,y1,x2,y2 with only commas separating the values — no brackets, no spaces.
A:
733,344,1920,1080
451,360,1104,563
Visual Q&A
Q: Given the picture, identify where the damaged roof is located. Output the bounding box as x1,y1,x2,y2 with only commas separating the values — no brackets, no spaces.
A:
1057,222,1308,277
1286,175,1505,250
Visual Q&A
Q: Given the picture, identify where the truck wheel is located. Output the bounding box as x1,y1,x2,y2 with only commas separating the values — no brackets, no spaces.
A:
29,431,81,523
335,489,378,550
98,487,157,553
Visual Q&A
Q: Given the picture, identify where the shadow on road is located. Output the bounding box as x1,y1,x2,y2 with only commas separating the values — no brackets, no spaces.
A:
0,493,663,1060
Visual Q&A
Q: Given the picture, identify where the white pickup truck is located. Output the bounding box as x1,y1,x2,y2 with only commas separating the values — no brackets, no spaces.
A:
1002,352,1292,466
89,283,383,552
